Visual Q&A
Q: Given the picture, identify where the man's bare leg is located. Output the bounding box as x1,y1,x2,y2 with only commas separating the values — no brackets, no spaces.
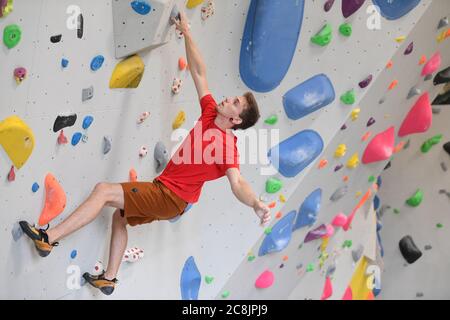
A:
46,183,125,244
104,209,128,280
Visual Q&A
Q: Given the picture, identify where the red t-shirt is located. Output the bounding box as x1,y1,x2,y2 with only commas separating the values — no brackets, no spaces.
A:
156,94,240,203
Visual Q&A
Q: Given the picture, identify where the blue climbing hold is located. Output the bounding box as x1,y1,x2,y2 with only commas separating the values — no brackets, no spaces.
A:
71,132,82,146
70,250,77,259
373,195,380,211
239,0,305,92
82,116,94,130
268,130,324,178
131,0,151,15
376,176,382,189
61,58,69,68
32,182,39,193
372,0,421,20
283,74,335,120
180,256,201,300
293,188,322,231
258,210,296,257
376,221,384,257
90,55,104,71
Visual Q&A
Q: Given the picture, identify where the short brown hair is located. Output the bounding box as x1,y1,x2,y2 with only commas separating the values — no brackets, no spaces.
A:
233,92,260,130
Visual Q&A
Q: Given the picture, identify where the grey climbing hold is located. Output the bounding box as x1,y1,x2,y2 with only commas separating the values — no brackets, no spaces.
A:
432,107,441,115
416,292,424,298
407,86,421,99
154,141,169,173
424,245,432,251
325,262,336,277
379,96,386,104
441,162,448,172
378,204,391,217
330,185,348,202
438,189,447,194
77,14,84,39
399,235,422,264
384,161,392,170
438,17,449,29
11,222,23,241
403,139,411,150
82,86,94,102
103,136,112,154
169,4,180,25
352,244,364,263
424,74,433,82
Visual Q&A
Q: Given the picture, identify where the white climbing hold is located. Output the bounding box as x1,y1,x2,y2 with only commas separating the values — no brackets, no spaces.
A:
171,78,182,94
137,111,150,124
122,247,144,262
139,146,148,157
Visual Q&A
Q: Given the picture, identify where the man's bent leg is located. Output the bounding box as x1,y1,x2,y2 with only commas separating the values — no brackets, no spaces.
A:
47,183,124,244
104,209,128,280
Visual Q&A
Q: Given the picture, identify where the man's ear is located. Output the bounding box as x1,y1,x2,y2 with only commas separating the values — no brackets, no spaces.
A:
231,117,243,125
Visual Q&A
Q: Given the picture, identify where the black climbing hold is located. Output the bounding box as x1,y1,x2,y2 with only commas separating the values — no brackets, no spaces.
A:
399,235,422,264
50,34,62,43
433,66,450,85
77,14,84,39
383,161,391,170
444,141,450,156
53,114,77,132
131,188,138,193
432,90,450,105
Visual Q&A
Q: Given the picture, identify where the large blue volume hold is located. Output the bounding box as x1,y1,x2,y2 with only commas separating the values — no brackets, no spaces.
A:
293,188,322,231
268,130,324,178
283,74,335,120
258,210,296,256
239,0,305,92
180,256,201,300
372,0,421,20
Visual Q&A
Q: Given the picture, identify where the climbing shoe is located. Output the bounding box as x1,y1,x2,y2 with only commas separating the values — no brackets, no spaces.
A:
83,271,118,296
19,221,58,257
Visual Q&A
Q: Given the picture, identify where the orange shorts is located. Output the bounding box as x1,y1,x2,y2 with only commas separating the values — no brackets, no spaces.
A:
120,179,188,226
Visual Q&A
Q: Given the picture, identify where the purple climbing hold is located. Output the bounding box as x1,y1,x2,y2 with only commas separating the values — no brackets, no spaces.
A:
359,75,373,88
324,0,335,12
367,117,376,127
342,0,366,18
341,124,347,130
304,224,327,243
404,42,414,55
334,164,344,172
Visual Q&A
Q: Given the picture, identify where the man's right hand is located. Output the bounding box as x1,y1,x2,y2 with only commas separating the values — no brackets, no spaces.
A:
172,11,190,36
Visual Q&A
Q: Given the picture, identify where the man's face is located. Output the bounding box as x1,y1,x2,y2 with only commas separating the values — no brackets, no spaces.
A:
216,96,248,125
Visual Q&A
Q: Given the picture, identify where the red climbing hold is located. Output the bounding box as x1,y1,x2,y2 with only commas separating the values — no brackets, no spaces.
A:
321,277,333,300
7,165,15,182
398,93,432,137
178,57,187,71
331,213,348,227
39,173,67,226
421,52,441,76
129,168,137,182
362,127,395,164
57,130,68,145
255,270,274,289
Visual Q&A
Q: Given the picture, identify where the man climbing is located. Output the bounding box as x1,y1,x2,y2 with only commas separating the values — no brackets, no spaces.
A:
19,11,271,296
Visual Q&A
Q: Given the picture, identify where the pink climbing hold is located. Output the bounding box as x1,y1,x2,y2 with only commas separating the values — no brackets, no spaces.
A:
7,165,15,182
398,93,432,137
362,126,395,164
255,270,274,289
421,51,441,76
321,277,333,300
332,213,348,227
322,224,335,238
342,286,353,300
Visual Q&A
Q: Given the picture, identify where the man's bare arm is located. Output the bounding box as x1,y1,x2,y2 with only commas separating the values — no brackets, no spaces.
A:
173,12,210,100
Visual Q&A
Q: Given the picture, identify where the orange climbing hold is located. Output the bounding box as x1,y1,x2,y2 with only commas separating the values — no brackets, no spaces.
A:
129,168,137,182
178,57,187,71
386,60,393,69
393,141,406,153
39,173,67,226
343,175,349,182
268,201,276,209
318,159,328,169
419,55,427,65
275,211,282,219
343,188,371,231
282,255,289,261
388,80,398,90
361,131,372,142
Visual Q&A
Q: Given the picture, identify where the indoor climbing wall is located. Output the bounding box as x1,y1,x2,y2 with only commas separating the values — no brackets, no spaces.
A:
1,0,449,300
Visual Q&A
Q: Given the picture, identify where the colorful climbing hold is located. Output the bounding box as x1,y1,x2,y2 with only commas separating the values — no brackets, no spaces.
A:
293,188,322,230
340,90,356,105
39,173,67,226
57,130,68,145
82,116,94,130
0,0,13,17
351,108,360,121
321,277,333,300
331,213,347,228
32,182,39,193
279,194,286,203
361,131,371,142
180,256,201,300
324,0,335,12
205,275,214,284
304,224,327,243
61,58,69,68
318,159,328,169
398,93,432,137
339,23,352,37
7,165,15,182
404,42,414,55
334,144,347,158
13,67,26,84
386,60,393,69
395,35,406,43
178,57,187,71
172,111,186,130
419,55,427,65
311,23,332,46
3,24,21,48
255,270,274,289
406,189,423,207
362,127,395,164
139,146,148,158
186,0,204,9
306,263,314,272
172,78,183,94
264,115,278,125
366,117,376,127
334,164,344,172
422,52,441,76
359,75,373,89
346,153,360,169
388,80,398,90
421,134,442,153
137,111,150,124
438,17,449,29
90,55,105,71
221,291,230,299
201,0,215,21
342,0,366,18
109,55,145,89
71,132,82,146
444,141,450,156
247,254,255,262
129,168,137,182
131,0,151,15
266,178,282,194
70,250,77,259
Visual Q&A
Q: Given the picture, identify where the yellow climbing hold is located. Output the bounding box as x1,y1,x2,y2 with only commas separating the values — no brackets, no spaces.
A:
334,144,347,158
0,115,35,169
355,191,362,198
437,29,447,43
346,153,360,169
320,237,329,252
172,111,186,130
186,0,204,9
109,55,145,89
279,194,286,203
395,36,406,43
349,257,372,300
351,108,360,121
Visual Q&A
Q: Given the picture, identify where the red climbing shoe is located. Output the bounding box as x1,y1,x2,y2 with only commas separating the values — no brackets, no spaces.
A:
83,272,118,296
19,221,58,257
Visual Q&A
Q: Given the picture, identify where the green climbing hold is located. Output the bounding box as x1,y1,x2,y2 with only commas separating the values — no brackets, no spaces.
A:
340,90,356,105
205,276,214,284
311,23,332,46
266,177,282,194
339,23,352,37
437,223,443,229
342,240,353,248
394,208,400,214
264,227,272,235
306,263,314,272
264,115,278,125
247,255,255,262
368,175,375,183
3,24,21,49
406,189,423,207
221,290,230,298
421,134,443,153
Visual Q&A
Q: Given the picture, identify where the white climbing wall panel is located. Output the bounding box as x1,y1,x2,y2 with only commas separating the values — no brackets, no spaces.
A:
0,0,449,300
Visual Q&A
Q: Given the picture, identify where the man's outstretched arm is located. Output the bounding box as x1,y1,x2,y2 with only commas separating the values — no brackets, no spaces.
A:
173,12,210,100
226,168,271,226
